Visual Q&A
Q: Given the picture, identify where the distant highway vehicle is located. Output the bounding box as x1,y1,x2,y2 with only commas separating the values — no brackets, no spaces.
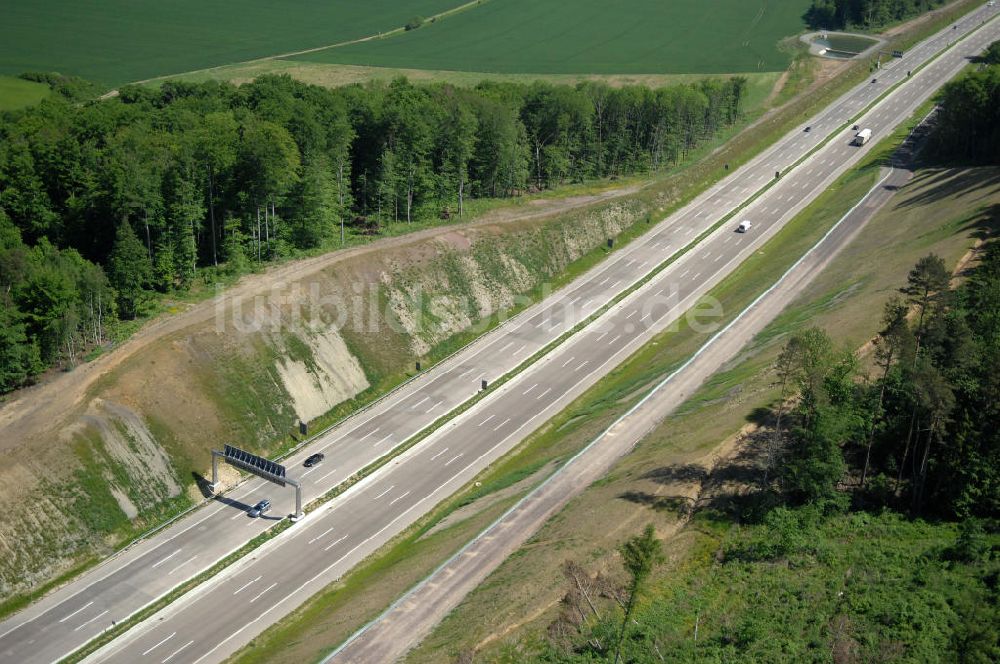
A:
737,220,753,233
853,128,873,146
248,499,271,517
304,453,325,467
804,125,812,133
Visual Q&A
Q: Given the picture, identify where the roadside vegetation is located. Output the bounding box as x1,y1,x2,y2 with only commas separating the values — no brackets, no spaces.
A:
506,241,1000,663
400,55,1000,664
927,41,1000,163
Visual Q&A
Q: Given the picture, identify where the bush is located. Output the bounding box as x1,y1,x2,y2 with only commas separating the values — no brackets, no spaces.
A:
982,39,1000,65
405,16,424,31
725,506,817,561
947,519,992,563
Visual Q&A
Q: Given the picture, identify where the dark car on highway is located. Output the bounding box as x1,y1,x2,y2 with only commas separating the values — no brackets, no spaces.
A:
248,499,271,517
304,453,325,467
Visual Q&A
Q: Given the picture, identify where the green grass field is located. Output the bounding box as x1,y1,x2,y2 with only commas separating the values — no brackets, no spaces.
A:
0,75,50,110
0,0,464,86
293,0,812,74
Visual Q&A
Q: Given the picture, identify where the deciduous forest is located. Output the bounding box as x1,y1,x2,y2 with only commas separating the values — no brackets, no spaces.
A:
805,0,947,29
0,74,747,392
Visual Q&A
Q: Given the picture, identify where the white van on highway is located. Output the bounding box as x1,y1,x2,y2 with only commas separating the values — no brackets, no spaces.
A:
737,220,752,233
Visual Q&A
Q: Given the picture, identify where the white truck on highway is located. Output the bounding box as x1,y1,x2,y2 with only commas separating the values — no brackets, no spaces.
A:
852,127,873,146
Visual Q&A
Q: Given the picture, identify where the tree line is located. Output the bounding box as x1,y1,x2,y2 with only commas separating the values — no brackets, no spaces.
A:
0,73,747,393
773,247,999,519
926,43,1000,165
805,0,946,30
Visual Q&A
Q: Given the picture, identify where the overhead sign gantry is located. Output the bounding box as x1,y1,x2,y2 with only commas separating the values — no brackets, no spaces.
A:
210,444,303,520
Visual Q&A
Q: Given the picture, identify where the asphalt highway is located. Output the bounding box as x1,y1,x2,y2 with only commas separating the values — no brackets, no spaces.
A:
330,116,926,664
88,8,1000,664
1,5,997,664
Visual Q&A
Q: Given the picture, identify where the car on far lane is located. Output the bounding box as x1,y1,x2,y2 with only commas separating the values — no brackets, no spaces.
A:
304,453,325,467
248,499,271,517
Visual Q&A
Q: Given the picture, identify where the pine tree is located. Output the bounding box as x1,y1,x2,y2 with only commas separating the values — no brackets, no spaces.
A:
613,524,664,664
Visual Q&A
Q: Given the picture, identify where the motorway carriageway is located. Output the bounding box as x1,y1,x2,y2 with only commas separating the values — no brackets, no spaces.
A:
2,5,999,664
93,8,1000,663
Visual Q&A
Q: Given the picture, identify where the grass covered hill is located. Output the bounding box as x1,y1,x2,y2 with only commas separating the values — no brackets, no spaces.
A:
295,0,812,75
